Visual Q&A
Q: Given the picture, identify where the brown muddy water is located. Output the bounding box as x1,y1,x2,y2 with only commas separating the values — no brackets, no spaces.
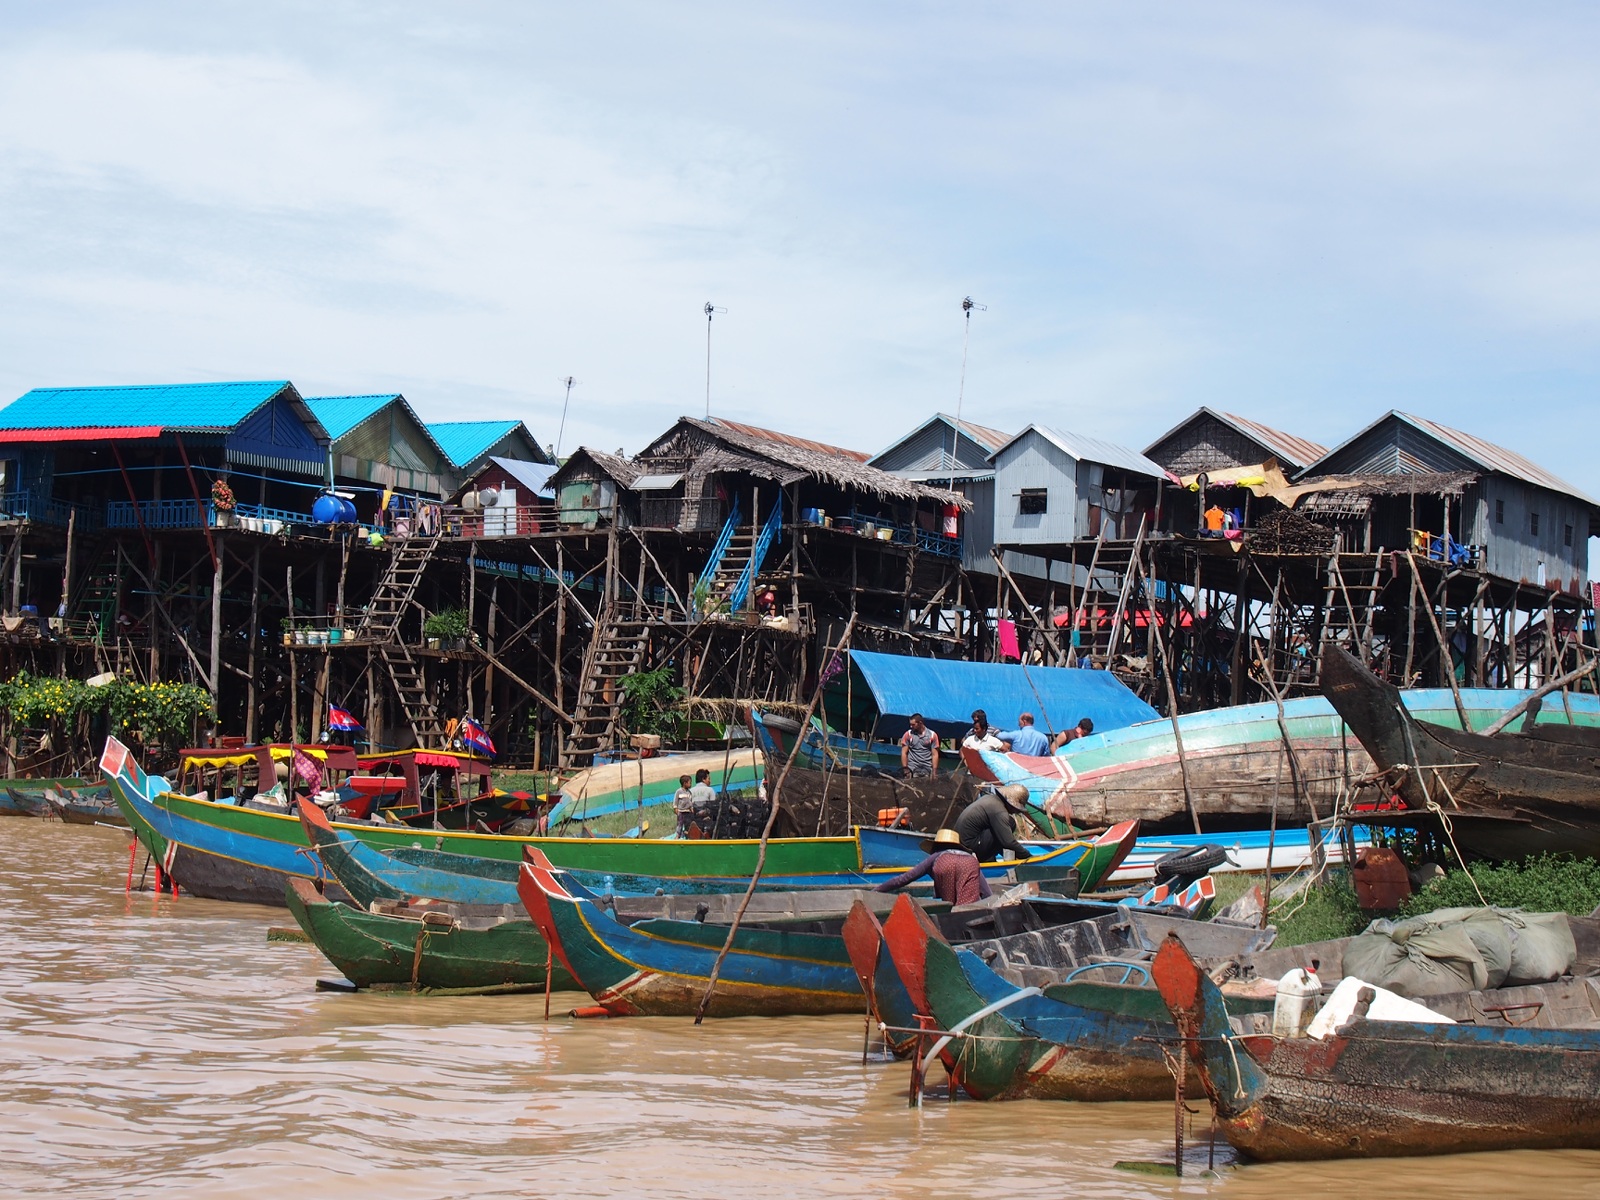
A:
5,822,1600,1199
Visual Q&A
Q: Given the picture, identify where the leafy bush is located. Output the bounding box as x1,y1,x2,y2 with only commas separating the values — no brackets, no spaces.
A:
621,665,684,740
1399,855,1600,918
423,608,470,638
0,672,213,751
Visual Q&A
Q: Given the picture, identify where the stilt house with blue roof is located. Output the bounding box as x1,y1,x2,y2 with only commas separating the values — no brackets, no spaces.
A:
304,394,457,517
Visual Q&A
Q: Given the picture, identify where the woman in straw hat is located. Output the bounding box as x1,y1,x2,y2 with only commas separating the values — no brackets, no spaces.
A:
871,828,991,905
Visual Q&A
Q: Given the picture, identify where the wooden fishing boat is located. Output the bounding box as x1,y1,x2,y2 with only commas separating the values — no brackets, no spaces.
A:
44,784,126,827
964,685,1600,836
516,851,872,1017
1,786,54,817
856,820,1137,891
1154,931,1600,1160
841,901,930,1058
545,747,764,838
298,798,1117,910
875,891,1275,1097
284,878,576,993
1321,645,1600,858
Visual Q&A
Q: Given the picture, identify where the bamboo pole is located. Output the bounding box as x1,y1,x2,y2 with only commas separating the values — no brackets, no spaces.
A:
694,614,855,1024
1406,552,1470,731
1136,556,1199,834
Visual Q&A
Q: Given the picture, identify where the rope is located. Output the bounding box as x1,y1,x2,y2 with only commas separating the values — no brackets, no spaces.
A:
1424,777,1489,907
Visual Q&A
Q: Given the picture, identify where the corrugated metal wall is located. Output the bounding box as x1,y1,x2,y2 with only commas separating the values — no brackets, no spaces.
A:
1480,477,1589,594
992,432,1078,545
1318,420,1478,476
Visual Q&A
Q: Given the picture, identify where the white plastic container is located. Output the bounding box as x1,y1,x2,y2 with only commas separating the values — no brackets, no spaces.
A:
1271,967,1322,1039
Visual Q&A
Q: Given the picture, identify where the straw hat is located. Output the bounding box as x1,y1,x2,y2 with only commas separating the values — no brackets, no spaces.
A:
920,828,965,853
997,783,1030,809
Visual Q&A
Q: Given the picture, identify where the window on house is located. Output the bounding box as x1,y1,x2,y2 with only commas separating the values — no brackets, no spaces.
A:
1565,524,1574,548
1531,511,1540,537
1495,498,1504,525
1018,488,1048,515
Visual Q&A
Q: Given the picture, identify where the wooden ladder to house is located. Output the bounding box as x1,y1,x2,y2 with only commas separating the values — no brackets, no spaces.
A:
559,609,651,769
379,643,450,747
356,527,442,642
1316,552,1388,677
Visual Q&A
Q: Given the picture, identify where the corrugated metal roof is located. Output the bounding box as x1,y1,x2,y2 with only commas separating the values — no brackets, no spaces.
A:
709,416,871,462
844,649,1158,739
993,424,1171,480
486,457,557,496
935,412,1012,453
0,380,297,431
1215,411,1328,469
1304,411,1598,508
428,420,521,469
305,394,400,441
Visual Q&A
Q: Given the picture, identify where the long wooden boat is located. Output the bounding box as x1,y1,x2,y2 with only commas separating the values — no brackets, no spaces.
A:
299,797,1123,910
1321,646,1600,858
856,820,1137,891
546,748,764,837
965,686,1600,835
44,784,126,827
516,851,869,1017
841,900,930,1058
1154,931,1600,1160
1,786,54,817
284,878,576,993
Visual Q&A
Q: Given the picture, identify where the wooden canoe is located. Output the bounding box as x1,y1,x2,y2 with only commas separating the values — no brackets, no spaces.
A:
284,877,576,993
1155,931,1600,1160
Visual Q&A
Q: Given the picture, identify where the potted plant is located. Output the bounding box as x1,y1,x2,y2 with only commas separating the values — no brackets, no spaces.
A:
280,617,294,647
294,624,309,646
211,478,237,528
423,608,470,649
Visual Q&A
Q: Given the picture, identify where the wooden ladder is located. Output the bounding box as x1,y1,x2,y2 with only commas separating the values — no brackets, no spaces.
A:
356,527,442,643
559,609,651,769
379,643,450,747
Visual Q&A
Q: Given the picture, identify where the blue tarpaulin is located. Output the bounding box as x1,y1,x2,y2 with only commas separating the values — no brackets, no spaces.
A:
834,650,1160,741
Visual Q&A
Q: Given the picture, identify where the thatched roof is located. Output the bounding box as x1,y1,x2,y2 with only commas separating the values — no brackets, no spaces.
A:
547,446,642,491
1283,470,1479,509
640,417,967,507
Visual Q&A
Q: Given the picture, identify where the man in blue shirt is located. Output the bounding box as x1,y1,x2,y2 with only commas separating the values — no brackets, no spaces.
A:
997,712,1051,757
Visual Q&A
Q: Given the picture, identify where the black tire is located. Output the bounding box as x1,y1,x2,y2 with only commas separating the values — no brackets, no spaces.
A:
1153,844,1228,882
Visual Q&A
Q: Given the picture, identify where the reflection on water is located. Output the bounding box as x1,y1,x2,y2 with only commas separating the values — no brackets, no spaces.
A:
4,822,1600,1199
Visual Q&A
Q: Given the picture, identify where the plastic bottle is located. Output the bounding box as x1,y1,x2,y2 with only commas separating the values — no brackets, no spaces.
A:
1271,967,1322,1039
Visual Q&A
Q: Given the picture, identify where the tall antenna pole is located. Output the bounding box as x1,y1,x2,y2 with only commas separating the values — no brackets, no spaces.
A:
950,296,985,469
704,302,725,419
555,376,578,460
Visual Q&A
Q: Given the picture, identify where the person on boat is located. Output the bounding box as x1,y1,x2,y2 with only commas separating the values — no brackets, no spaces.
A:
1051,716,1094,751
996,712,1051,756
953,783,1034,861
962,710,1004,751
689,768,717,809
899,713,940,777
872,828,992,904
673,774,695,837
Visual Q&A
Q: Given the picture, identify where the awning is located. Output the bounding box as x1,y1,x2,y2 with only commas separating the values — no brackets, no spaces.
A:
836,649,1159,740
0,426,163,442
632,473,683,491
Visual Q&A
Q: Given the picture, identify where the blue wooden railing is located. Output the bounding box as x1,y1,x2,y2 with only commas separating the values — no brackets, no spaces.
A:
0,489,100,529
841,509,962,559
731,497,783,611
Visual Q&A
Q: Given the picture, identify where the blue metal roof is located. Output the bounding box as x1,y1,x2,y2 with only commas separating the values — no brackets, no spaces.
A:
0,381,298,431
838,650,1159,740
429,420,520,468
305,394,401,441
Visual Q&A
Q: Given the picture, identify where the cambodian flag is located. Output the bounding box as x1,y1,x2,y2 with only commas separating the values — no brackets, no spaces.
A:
328,706,363,731
460,717,495,758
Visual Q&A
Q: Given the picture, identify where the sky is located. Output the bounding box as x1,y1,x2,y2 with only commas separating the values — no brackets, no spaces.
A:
1,2,1597,511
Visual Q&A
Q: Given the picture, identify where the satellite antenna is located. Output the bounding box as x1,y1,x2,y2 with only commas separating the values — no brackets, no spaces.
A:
555,376,579,461
704,302,726,418
949,296,986,471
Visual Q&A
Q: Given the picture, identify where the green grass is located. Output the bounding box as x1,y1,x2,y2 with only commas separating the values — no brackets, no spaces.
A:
1399,855,1600,919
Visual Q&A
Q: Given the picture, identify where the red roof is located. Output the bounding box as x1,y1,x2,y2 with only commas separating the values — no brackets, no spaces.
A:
709,416,870,462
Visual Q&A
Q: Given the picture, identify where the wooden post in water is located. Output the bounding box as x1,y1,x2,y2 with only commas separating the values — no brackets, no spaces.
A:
694,614,855,1024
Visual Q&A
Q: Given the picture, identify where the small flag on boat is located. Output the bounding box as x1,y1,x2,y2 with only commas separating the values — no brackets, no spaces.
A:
328,705,363,731
460,717,495,758
292,748,324,790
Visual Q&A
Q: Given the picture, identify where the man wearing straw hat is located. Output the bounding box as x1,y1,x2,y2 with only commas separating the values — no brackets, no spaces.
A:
872,829,991,904
953,783,1035,863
